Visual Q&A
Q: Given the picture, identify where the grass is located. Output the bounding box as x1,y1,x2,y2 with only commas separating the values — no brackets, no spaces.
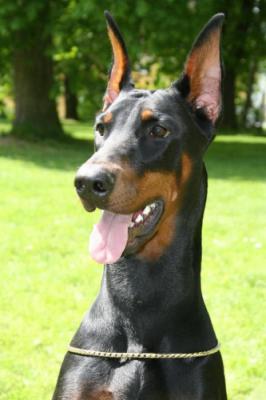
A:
0,121,265,399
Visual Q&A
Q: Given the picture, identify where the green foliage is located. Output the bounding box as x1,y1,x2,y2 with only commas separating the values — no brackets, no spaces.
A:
0,121,265,399
53,0,266,121
0,2,42,35
50,0,215,117
0,1,266,126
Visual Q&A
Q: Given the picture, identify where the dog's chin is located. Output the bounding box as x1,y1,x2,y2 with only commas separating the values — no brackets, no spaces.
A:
123,199,164,257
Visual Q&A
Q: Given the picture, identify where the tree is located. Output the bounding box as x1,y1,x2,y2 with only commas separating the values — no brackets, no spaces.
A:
216,0,265,129
53,1,113,120
53,0,211,119
64,75,79,120
1,0,265,134
0,1,64,138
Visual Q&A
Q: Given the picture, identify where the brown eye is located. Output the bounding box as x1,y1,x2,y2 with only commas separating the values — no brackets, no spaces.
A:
149,125,169,138
96,123,105,136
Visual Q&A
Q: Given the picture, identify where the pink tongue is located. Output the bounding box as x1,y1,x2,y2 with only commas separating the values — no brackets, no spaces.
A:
89,211,133,264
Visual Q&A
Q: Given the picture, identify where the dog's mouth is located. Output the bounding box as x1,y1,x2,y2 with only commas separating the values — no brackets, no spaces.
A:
89,199,164,264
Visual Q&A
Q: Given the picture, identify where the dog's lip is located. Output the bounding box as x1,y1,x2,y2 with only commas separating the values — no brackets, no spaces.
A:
128,199,164,237
124,199,164,256
81,197,164,219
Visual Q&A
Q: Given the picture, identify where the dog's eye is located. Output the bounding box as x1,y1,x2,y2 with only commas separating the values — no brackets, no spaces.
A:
149,125,169,138
96,123,105,136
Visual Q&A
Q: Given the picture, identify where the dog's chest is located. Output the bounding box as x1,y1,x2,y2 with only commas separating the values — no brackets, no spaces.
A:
62,357,201,400
59,357,167,400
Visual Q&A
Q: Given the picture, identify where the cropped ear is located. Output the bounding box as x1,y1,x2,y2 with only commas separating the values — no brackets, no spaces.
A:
176,14,224,125
103,11,133,111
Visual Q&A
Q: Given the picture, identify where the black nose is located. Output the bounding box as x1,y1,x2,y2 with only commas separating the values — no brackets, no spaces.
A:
74,166,115,203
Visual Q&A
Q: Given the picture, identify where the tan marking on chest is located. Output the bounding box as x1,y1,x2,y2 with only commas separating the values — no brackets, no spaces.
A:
88,389,113,400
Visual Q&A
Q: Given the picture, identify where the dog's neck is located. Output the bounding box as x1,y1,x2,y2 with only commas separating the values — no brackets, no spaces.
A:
76,164,217,352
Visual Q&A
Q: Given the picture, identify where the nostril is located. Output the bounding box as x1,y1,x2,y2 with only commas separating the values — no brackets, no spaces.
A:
75,177,86,194
93,179,107,194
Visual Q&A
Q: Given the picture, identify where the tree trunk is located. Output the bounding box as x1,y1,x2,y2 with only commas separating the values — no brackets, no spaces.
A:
64,76,79,120
221,67,237,130
241,60,257,128
12,4,63,138
260,92,265,129
218,0,254,131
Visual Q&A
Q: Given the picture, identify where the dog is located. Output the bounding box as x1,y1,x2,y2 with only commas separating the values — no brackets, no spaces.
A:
52,11,227,400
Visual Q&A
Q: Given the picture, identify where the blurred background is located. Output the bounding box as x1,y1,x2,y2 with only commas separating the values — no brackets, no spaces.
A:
0,0,265,133
0,1,265,400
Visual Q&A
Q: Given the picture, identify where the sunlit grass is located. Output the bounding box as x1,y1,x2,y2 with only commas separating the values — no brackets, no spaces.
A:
0,121,265,399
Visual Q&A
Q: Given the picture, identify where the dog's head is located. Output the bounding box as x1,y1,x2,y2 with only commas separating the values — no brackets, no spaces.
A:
75,11,224,264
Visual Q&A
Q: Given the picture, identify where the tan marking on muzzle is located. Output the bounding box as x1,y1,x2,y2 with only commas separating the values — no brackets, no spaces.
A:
107,154,192,213
83,153,193,261
139,153,193,260
105,165,178,260
137,172,178,260
107,153,193,260
179,153,193,187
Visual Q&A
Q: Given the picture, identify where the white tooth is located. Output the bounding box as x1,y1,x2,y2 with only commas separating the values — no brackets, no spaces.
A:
129,221,135,228
135,214,144,224
150,203,156,210
143,205,151,216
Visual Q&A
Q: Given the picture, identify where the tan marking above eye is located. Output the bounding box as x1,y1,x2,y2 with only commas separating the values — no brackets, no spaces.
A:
102,112,113,124
141,109,154,121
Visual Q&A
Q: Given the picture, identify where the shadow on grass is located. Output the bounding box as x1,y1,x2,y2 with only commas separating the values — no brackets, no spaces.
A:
0,135,94,171
0,134,265,181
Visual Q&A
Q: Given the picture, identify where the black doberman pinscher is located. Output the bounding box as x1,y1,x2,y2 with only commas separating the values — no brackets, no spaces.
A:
52,11,227,400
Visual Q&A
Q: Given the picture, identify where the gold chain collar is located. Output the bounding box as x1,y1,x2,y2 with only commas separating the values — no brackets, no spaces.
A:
68,342,220,360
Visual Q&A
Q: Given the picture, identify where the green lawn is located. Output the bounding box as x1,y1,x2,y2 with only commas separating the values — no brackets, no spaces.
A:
0,121,265,399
